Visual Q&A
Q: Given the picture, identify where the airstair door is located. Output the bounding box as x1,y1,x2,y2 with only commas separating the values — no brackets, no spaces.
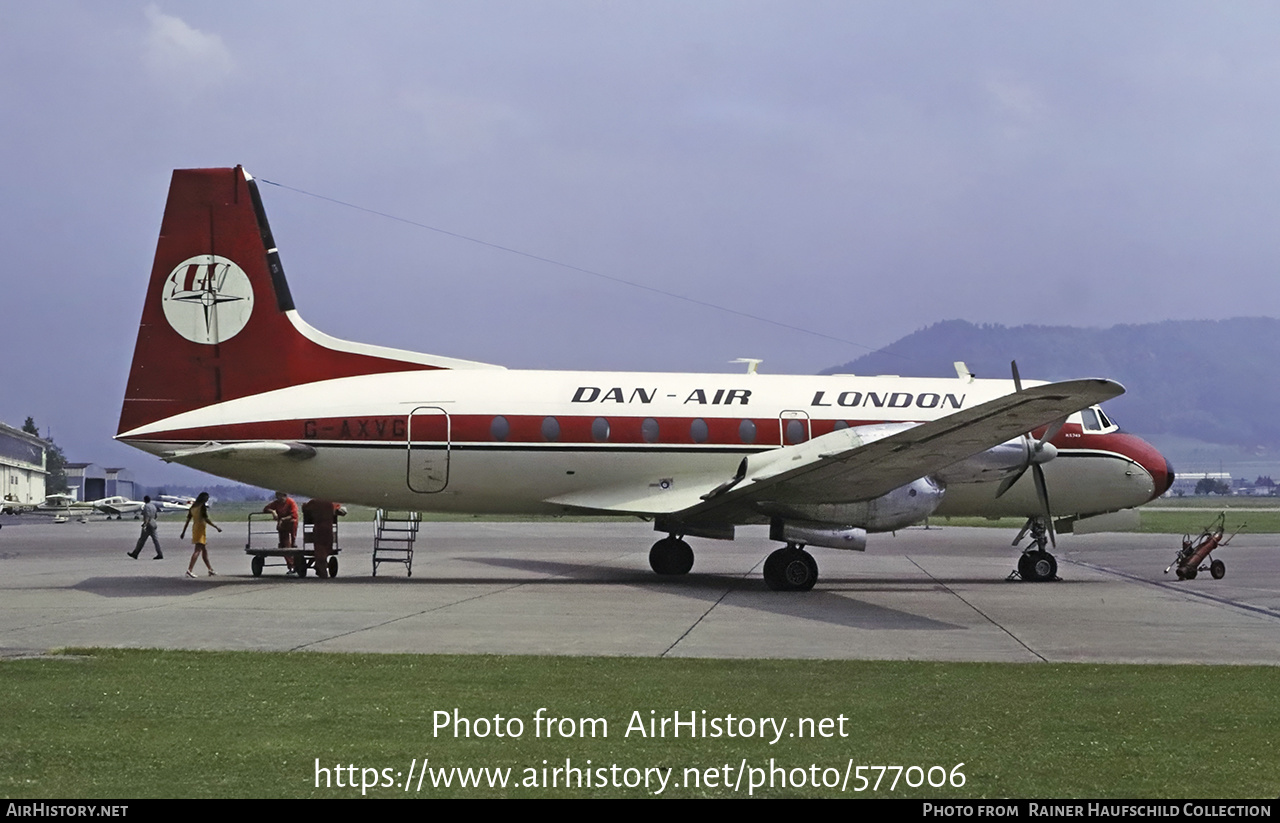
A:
407,406,450,493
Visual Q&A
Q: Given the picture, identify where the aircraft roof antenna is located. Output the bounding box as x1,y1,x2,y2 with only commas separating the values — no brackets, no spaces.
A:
731,358,763,375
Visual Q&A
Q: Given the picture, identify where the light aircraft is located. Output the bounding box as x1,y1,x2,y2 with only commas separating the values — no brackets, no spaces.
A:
1,495,32,515
20,493,93,522
116,167,1173,590
17,494,142,520
157,494,196,513
91,496,145,519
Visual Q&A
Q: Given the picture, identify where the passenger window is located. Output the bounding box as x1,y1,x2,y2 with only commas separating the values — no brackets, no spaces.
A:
690,419,709,443
591,417,610,443
541,417,560,441
739,419,757,444
785,419,806,444
490,416,509,442
641,418,660,443
833,421,850,431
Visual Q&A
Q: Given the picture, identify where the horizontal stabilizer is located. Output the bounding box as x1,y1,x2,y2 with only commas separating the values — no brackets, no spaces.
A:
161,441,317,463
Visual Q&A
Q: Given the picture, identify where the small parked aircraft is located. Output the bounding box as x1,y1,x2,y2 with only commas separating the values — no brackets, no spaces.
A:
116,167,1173,590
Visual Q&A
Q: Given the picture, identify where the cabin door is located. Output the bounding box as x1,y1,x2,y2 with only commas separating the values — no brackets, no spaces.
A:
407,406,450,493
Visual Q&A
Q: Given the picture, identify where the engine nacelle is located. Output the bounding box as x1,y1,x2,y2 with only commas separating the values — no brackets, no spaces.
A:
762,476,945,533
770,519,867,551
934,437,1056,485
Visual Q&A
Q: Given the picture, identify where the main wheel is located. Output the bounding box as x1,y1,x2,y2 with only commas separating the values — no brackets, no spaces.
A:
763,547,818,591
649,537,694,575
1210,559,1225,579
251,555,264,577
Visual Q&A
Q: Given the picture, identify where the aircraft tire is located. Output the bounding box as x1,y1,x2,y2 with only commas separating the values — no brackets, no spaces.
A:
1023,551,1057,583
1210,559,1225,579
251,555,264,577
763,547,818,592
650,537,694,575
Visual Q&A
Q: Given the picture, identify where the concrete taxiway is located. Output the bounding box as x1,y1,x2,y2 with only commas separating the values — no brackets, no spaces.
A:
1,516,1278,663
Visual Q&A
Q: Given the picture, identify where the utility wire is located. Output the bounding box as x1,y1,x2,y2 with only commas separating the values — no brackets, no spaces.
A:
260,178,899,357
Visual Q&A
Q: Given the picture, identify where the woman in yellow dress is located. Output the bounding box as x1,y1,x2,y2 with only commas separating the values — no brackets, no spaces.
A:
180,492,222,577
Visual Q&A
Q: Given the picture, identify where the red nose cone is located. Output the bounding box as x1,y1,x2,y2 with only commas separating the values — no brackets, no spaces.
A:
1111,432,1174,500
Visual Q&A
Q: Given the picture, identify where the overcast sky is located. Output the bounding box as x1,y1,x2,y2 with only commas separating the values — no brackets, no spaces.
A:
3,2,1278,486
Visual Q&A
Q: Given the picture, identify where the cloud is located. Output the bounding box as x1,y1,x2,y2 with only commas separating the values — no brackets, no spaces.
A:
143,4,234,95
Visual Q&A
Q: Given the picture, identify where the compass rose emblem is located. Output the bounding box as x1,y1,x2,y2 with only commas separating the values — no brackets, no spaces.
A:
160,255,254,344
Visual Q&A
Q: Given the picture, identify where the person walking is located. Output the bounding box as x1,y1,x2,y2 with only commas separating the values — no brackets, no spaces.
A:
180,492,221,578
127,495,163,560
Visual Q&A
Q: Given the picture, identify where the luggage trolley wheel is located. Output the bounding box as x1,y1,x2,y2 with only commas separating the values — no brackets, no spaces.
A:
251,555,264,577
328,556,338,578
1210,559,1226,580
295,553,307,578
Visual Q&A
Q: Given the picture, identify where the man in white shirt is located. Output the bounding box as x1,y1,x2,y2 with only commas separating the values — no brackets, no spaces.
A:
127,496,163,560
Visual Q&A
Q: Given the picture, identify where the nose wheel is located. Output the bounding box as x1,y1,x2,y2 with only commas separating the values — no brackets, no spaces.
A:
1017,549,1058,582
763,544,819,591
1012,516,1059,582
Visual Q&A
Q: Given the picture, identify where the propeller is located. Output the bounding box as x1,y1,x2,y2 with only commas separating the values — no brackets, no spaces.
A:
999,360,1064,547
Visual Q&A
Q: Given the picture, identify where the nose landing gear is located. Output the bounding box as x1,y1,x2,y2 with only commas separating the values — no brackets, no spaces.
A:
1011,516,1059,582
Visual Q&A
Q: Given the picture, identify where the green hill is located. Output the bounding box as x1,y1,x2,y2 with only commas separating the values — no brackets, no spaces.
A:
822,318,1280,452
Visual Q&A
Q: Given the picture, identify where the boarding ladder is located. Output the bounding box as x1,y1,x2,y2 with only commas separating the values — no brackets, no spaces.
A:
372,510,421,577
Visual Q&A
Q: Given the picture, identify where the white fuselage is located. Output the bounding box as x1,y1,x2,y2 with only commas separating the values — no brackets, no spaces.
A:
120,368,1161,521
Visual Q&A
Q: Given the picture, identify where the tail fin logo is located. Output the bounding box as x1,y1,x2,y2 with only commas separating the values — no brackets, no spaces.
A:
160,255,255,345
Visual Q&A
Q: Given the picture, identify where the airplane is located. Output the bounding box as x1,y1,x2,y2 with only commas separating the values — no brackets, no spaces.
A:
16,493,94,522
91,496,146,519
115,166,1173,590
157,494,196,513
1,495,34,515
14,493,143,520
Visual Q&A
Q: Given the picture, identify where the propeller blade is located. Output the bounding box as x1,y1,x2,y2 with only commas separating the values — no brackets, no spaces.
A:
1032,463,1056,548
1011,360,1023,392
995,464,1027,499
1038,417,1067,448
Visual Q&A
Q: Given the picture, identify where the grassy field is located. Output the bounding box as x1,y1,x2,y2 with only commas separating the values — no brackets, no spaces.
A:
2,650,1277,799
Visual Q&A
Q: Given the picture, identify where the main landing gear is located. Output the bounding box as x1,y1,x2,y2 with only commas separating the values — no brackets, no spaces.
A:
1012,516,1058,583
649,535,694,575
763,544,819,592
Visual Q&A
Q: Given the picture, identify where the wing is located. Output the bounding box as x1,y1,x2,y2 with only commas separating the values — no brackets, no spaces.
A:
549,378,1123,525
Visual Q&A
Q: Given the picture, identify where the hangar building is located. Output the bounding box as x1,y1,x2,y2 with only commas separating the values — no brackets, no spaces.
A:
0,421,49,507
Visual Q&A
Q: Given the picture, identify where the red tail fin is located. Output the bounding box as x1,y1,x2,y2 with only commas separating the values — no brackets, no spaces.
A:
118,166,492,436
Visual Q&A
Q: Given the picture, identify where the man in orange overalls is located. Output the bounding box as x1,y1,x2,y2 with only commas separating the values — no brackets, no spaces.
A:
302,499,346,579
264,491,300,573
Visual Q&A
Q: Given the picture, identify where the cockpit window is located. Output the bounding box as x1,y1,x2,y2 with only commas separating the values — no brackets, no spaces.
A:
1078,406,1117,433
